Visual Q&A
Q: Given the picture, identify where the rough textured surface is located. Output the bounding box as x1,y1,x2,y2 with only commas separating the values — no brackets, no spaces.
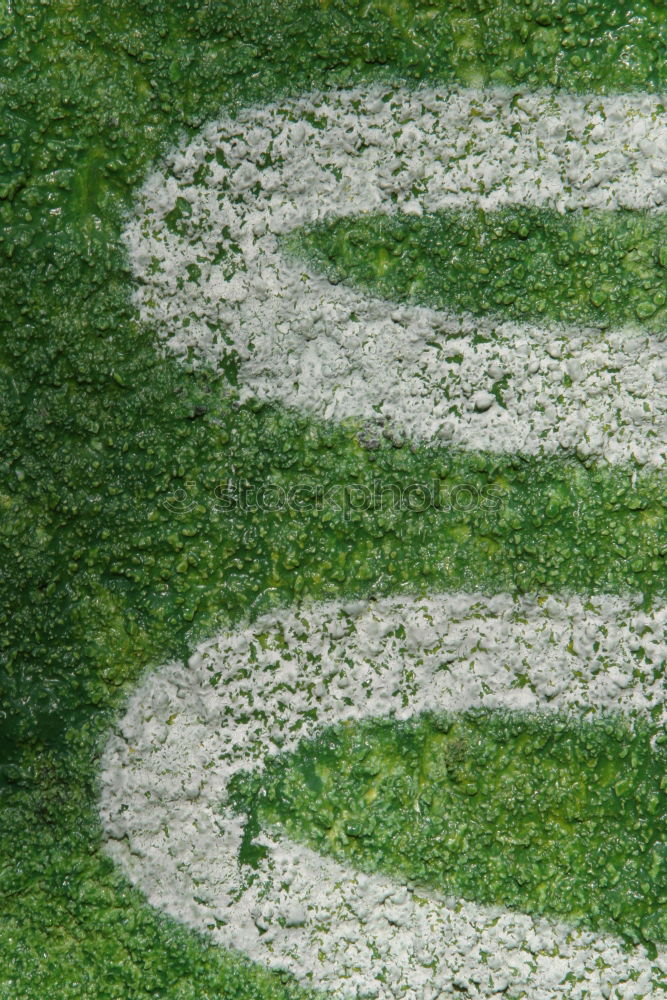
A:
1,2,667,999
100,594,667,999
296,205,667,333
127,86,667,464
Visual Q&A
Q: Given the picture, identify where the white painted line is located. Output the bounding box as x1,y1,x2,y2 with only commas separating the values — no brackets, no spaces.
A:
126,86,667,465
99,592,667,999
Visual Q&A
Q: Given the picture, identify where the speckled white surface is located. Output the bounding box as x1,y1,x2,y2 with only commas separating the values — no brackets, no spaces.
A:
125,86,667,465
99,592,667,999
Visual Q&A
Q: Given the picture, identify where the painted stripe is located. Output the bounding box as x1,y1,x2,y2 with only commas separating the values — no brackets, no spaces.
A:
126,86,667,466
99,592,667,999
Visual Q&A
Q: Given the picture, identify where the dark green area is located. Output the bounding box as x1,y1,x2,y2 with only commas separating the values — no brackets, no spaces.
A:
1,1,667,997
288,206,667,331
230,710,667,951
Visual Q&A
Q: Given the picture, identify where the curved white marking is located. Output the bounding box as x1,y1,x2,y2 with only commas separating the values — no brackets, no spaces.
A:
100,592,667,998
126,86,667,465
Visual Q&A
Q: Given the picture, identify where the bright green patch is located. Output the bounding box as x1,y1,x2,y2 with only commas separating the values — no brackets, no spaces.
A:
287,207,667,331
231,710,667,951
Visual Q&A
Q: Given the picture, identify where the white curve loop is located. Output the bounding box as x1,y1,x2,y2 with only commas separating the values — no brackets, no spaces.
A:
126,86,667,466
99,592,667,999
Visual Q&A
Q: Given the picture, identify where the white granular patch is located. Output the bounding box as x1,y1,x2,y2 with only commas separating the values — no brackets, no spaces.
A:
125,86,667,466
99,591,667,999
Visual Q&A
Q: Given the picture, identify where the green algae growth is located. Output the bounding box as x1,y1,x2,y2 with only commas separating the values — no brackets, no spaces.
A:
2,1,667,998
230,709,667,952
287,206,667,332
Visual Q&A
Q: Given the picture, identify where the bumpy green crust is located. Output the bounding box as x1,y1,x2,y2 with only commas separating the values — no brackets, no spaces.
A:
1,2,667,998
232,711,667,951
290,206,667,331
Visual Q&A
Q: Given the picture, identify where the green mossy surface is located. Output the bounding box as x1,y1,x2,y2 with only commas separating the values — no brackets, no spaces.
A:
289,206,667,331
1,1,667,997
231,711,667,952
